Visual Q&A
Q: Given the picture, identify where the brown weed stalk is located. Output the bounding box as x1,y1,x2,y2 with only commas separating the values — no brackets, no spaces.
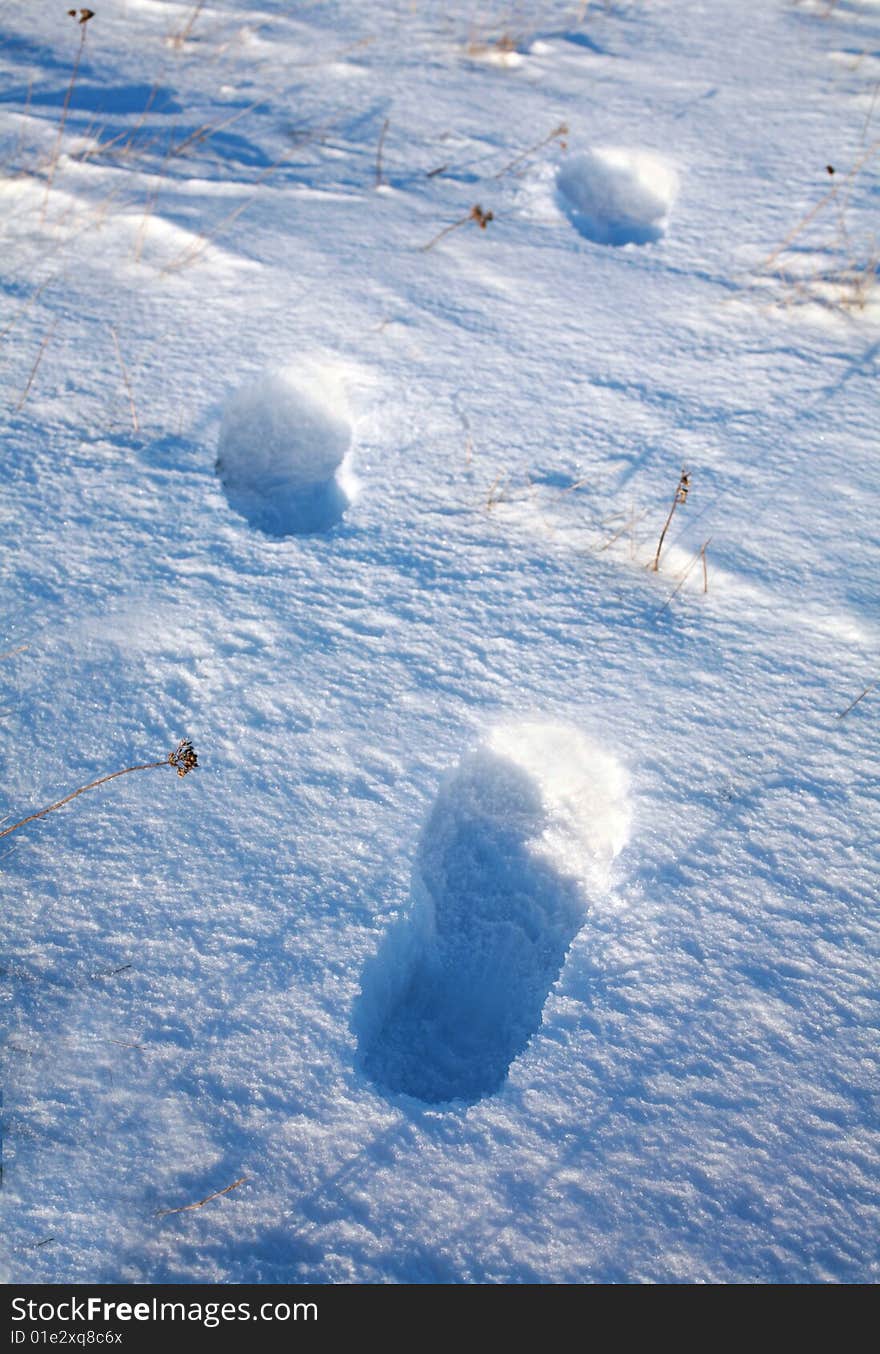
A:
0,740,198,842
651,468,690,572
421,204,494,252
41,9,95,225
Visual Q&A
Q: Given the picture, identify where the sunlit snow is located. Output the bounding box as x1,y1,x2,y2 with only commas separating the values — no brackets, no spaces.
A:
1,0,878,1285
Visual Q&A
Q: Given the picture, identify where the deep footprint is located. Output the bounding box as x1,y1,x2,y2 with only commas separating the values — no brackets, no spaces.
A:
216,367,353,537
357,723,630,1106
557,148,677,246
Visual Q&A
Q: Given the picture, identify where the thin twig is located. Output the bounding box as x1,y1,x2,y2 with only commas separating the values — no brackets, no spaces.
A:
110,326,140,433
15,320,58,412
0,275,57,346
156,1176,247,1218
485,473,508,510
160,149,295,273
493,122,567,180
656,537,711,616
0,741,198,842
375,116,389,188
421,204,494,252
838,679,877,719
170,0,206,50
651,468,690,572
597,508,647,553
78,81,161,163
11,76,33,169
41,15,92,224
168,99,264,163
762,137,879,276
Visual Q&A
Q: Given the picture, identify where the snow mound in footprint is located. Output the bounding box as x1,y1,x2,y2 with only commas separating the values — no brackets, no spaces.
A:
356,723,630,1107
557,148,677,245
216,366,354,537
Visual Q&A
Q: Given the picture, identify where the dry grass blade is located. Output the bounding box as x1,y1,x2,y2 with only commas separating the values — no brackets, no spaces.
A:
493,122,568,180
15,319,58,412
160,148,295,274
837,679,877,719
156,1176,248,1218
656,537,711,616
41,12,94,224
110,325,140,433
597,508,647,553
762,138,880,308
169,1,206,51
376,116,390,188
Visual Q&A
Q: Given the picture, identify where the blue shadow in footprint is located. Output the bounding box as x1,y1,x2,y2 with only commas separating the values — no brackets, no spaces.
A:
356,748,588,1106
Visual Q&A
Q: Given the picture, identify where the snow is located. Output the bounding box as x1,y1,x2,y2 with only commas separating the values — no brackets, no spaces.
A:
0,0,878,1286
557,148,678,245
217,366,355,536
357,724,630,1105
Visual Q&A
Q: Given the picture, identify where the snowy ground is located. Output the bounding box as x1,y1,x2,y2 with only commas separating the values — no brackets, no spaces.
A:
1,0,878,1284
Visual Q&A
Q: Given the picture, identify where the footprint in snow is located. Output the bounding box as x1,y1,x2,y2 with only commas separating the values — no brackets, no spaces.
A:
356,723,630,1106
216,367,354,537
557,148,677,246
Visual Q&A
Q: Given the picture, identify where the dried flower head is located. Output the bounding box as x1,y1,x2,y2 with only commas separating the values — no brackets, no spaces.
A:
470,204,494,230
68,8,95,22
168,739,198,777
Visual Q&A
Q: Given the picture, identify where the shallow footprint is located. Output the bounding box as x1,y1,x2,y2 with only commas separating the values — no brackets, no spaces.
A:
216,366,354,537
557,148,677,246
357,723,630,1106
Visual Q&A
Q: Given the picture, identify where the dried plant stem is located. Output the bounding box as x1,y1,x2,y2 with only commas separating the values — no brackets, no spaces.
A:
169,99,264,164
838,679,877,719
422,213,474,252
134,102,263,264
485,473,508,510
651,468,690,572
15,319,58,412
598,508,647,553
657,537,711,616
762,136,879,275
78,81,161,164
0,275,56,347
171,1,206,49
0,741,197,842
110,325,140,433
157,1176,247,1218
161,150,294,274
41,22,89,225
375,116,389,188
10,76,34,170
493,122,568,180
701,539,709,594
421,204,494,252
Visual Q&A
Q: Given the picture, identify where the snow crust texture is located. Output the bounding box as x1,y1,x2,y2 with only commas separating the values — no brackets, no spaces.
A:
359,724,630,1105
557,149,677,245
216,368,353,537
1,0,879,1288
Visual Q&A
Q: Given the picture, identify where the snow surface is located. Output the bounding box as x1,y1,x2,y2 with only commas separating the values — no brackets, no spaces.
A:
0,0,878,1285
217,365,355,536
557,148,677,245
